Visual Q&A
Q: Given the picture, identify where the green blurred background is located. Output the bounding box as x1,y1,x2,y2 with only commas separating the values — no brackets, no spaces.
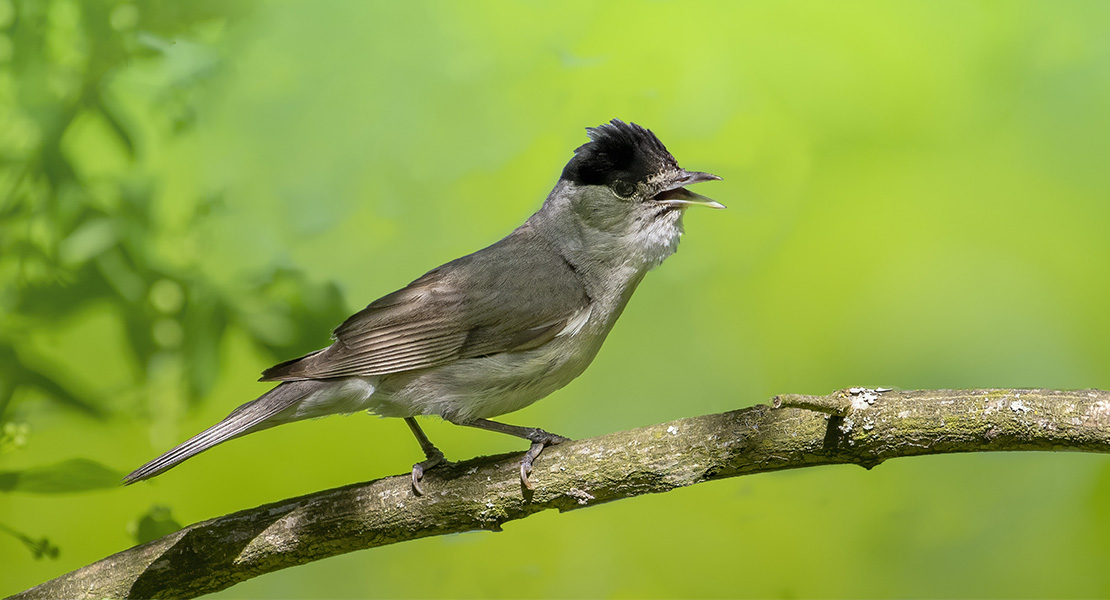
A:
3,0,1110,597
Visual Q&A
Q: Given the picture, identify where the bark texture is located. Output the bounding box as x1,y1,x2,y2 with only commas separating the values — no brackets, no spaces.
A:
12,388,1110,599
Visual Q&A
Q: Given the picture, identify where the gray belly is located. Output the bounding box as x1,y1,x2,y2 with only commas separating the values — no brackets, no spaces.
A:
371,330,606,422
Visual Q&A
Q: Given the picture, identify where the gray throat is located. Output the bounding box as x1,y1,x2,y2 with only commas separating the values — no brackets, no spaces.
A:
528,180,685,323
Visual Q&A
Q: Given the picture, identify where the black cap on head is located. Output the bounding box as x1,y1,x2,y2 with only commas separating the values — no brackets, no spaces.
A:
561,119,680,187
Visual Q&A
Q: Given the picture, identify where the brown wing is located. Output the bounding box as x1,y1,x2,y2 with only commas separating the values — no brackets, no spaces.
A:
260,228,590,381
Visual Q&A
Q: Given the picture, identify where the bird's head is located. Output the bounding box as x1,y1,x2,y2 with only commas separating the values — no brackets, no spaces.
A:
546,119,722,268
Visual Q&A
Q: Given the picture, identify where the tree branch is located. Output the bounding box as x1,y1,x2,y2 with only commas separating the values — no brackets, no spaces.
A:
13,388,1110,599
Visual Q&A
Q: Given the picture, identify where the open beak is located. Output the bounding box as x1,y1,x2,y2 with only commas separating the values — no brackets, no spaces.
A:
652,170,725,209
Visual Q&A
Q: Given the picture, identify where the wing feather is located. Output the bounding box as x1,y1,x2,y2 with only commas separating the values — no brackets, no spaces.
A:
260,228,590,381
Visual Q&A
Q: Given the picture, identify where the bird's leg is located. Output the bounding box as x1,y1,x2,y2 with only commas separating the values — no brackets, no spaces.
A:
405,417,449,496
460,418,571,489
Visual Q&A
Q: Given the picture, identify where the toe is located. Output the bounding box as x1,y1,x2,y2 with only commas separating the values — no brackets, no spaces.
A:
520,461,535,490
411,465,427,496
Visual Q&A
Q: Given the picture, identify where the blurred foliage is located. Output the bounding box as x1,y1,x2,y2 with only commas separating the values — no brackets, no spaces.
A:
3,0,1110,598
0,0,348,562
0,0,347,416
128,504,181,545
0,458,120,493
0,521,58,560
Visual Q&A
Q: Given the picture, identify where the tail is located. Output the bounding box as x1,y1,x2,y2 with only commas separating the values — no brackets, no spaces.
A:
123,380,326,484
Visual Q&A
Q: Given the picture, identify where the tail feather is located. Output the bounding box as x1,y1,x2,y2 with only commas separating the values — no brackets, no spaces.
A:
123,381,324,484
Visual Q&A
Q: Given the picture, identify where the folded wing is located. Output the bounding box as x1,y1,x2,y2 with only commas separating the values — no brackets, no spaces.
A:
260,231,590,381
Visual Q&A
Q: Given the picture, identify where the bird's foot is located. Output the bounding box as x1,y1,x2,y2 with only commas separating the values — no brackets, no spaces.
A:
411,447,450,496
455,419,571,490
519,430,571,490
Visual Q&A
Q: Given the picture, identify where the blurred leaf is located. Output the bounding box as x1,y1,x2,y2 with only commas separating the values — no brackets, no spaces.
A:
181,285,229,401
94,247,145,303
0,388,13,426
0,522,60,560
131,504,183,544
0,343,105,418
239,268,348,361
58,217,117,266
95,90,136,160
0,458,121,493
13,261,108,318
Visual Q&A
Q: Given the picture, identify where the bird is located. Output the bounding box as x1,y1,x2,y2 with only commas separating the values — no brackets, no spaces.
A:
124,119,723,493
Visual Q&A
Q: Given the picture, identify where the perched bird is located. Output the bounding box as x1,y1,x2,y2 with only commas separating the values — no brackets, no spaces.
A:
124,119,723,492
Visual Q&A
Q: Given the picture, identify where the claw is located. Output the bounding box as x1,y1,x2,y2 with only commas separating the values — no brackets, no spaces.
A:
518,436,568,489
405,417,450,496
412,464,427,496
411,450,446,496
519,442,544,490
520,465,533,490
455,419,570,490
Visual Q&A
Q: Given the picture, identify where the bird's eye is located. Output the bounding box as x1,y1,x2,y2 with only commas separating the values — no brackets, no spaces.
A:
612,181,636,198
